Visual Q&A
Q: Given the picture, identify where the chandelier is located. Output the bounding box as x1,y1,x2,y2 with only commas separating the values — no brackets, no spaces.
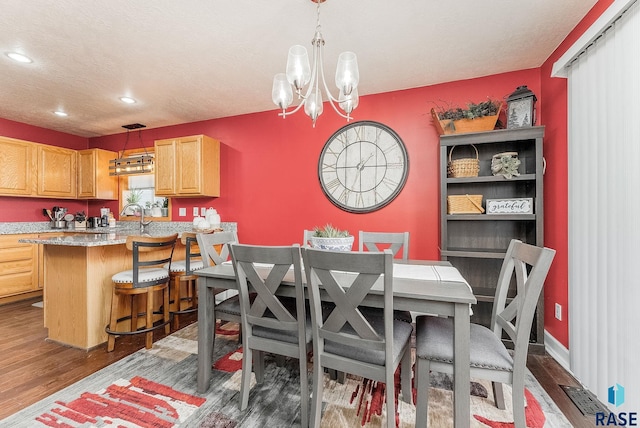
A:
108,123,154,176
271,0,359,127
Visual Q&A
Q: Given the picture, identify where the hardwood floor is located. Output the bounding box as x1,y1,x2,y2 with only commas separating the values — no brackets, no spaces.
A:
0,297,197,420
0,297,595,426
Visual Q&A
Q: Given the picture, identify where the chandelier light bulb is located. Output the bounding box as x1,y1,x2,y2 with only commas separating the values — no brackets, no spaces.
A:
305,88,324,126
272,73,293,111
286,45,311,96
335,51,359,96
339,87,359,115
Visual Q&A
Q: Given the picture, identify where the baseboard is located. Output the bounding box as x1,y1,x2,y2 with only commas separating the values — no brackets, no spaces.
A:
544,330,571,372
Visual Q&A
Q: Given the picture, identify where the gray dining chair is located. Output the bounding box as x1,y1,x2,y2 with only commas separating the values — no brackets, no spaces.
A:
358,231,412,324
196,231,245,354
302,247,413,428
230,243,311,427
302,229,314,247
358,231,410,260
414,239,556,428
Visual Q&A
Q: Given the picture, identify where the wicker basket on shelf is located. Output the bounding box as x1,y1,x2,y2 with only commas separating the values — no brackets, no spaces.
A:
447,194,485,214
448,145,480,178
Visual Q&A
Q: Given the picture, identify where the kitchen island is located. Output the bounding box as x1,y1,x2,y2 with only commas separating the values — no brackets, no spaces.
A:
18,222,236,350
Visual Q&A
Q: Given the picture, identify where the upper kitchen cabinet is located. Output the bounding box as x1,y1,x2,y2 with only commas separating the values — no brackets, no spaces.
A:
0,136,36,196
154,135,220,197
77,148,119,200
37,145,77,198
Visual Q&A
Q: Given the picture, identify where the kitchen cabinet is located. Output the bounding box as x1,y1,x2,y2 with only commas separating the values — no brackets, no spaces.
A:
154,135,220,197
0,234,42,305
439,126,545,352
0,136,36,196
37,145,77,198
77,148,118,199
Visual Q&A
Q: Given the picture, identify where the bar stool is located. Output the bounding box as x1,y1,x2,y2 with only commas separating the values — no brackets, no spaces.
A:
106,234,178,352
167,231,212,329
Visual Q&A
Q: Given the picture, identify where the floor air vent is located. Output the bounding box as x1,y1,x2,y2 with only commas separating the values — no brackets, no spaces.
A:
561,385,609,416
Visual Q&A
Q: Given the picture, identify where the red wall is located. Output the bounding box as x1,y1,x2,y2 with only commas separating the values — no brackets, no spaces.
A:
91,70,540,263
538,0,614,348
0,0,615,350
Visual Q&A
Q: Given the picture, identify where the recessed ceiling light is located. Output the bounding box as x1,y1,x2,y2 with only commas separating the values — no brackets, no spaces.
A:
119,96,136,104
6,52,33,63
54,111,68,117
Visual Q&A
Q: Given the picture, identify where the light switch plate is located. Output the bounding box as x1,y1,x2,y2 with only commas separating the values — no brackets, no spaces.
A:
201,207,207,216
178,207,186,217
192,207,199,216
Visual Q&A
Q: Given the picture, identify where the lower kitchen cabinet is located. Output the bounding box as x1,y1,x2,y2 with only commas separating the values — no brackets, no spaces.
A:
0,234,42,304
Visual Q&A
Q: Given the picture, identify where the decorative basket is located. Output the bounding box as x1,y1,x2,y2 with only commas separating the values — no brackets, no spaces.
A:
448,145,480,178
431,102,503,135
447,194,485,214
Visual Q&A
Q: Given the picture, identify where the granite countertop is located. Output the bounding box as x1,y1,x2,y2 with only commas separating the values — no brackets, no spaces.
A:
5,221,237,247
19,232,132,247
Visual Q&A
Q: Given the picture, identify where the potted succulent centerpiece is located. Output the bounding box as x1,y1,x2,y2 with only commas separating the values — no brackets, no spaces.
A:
310,224,354,252
431,99,503,135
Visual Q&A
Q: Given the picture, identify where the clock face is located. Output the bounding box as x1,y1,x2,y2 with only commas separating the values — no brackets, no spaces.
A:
318,121,409,213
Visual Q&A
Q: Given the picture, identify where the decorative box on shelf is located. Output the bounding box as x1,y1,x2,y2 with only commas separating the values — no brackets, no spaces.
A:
447,194,485,214
486,198,533,215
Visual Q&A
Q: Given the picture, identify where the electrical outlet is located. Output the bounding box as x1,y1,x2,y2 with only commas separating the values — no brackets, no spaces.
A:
192,207,199,216
178,207,186,217
201,207,207,216
555,303,562,321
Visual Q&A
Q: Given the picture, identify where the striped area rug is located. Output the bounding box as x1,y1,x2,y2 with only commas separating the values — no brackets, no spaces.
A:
0,322,571,427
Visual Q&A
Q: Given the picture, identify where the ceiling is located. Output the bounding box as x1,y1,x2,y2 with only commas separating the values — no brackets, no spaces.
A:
0,0,596,138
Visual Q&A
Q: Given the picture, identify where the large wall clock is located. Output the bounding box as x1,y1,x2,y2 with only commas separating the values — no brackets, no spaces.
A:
318,121,409,213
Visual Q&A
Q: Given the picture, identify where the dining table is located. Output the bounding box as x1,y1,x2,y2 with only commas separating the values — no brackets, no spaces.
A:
195,259,477,428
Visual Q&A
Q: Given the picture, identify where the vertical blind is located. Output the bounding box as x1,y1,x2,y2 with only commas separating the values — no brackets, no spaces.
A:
565,1,640,411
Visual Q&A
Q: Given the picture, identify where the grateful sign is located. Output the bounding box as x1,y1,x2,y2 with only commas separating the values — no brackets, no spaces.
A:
486,198,533,214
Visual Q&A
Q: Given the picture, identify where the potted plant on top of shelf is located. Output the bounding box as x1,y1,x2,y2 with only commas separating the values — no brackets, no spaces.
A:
431,99,503,135
310,224,354,251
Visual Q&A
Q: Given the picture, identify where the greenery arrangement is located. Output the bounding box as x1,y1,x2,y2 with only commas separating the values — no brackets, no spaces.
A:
312,223,350,238
431,99,503,134
434,99,501,121
125,188,143,204
437,99,502,120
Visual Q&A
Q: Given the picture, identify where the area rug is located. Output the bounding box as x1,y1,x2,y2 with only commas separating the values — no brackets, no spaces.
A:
0,322,571,427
